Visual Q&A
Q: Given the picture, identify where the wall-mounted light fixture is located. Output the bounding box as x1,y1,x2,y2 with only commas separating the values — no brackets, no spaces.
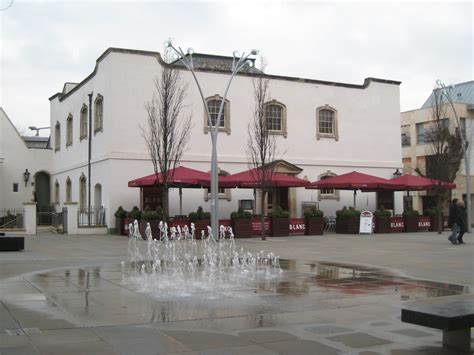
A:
393,168,402,178
23,169,30,187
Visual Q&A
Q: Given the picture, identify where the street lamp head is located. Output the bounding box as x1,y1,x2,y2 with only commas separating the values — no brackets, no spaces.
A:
28,126,37,131
250,49,259,55
187,47,194,55
232,50,240,58
164,40,172,48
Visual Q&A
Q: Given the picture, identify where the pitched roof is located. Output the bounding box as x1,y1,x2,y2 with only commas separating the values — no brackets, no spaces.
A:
422,81,474,109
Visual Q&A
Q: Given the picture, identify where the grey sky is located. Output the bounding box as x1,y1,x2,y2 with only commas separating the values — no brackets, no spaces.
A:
1,0,472,135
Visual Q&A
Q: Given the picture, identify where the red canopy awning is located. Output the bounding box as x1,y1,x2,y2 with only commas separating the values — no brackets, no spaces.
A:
307,171,402,190
220,168,310,188
391,174,456,191
128,166,213,188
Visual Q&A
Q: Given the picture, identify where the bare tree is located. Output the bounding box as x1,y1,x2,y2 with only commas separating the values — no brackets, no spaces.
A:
247,59,276,240
416,86,464,233
142,51,192,219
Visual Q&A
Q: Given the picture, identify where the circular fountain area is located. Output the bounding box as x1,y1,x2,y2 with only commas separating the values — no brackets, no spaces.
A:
124,223,282,300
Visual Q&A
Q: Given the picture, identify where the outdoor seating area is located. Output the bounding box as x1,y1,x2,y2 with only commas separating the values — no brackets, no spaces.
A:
126,167,455,237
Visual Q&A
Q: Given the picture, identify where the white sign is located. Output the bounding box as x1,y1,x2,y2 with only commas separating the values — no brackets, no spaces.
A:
359,211,373,234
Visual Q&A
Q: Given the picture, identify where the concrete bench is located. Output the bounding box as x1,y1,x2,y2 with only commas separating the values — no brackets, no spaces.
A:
0,234,25,251
401,294,474,352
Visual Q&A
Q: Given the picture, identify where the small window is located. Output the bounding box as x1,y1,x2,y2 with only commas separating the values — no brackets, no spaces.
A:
204,96,231,134
264,100,287,137
204,169,231,201
316,105,338,140
416,123,425,145
54,121,61,151
66,114,73,147
401,125,411,146
66,177,72,203
94,94,103,133
13,183,18,192
80,104,88,140
318,172,340,201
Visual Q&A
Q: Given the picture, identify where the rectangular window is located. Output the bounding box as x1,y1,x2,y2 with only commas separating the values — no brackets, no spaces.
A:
460,117,467,139
266,106,282,131
13,183,18,192
319,110,334,134
401,125,411,146
207,100,225,128
416,123,425,144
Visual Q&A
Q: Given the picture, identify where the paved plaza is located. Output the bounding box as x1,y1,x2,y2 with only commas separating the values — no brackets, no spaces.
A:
0,231,473,354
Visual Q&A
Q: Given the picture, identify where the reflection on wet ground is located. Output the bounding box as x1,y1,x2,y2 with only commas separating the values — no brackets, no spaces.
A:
0,259,469,329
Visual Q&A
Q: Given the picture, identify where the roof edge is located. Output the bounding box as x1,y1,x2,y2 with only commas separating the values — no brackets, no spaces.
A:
50,47,401,102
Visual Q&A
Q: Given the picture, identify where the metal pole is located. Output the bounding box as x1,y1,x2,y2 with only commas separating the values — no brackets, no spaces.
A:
179,187,182,215
437,81,471,232
87,92,93,226
164,42,257,238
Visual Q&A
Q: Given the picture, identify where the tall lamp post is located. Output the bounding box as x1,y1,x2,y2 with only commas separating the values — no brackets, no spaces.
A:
164,40,258,238
436,80,471,232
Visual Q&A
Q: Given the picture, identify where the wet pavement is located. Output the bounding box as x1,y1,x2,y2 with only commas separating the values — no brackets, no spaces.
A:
0,232,473,354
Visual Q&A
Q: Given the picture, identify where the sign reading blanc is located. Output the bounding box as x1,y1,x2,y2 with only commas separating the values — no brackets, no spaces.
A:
359,211,373,234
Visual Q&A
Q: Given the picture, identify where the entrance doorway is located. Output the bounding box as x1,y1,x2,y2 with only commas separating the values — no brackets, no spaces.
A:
35,171,50,212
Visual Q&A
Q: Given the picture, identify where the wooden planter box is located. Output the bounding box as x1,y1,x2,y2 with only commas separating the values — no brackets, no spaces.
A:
116,217,128,236
270,218,289,237
190,219,210,239
418,216,431,232
232,219,252,238
336,216,360,234
429,215,445,231
404,216,419,232
305,217,325,235
374,216,391,233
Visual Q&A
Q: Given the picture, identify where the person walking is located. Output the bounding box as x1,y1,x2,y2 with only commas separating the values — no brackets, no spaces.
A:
457,200,467,244
448,198,459,244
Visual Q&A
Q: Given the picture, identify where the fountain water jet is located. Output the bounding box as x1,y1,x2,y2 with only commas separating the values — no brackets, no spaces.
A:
124,220,282,299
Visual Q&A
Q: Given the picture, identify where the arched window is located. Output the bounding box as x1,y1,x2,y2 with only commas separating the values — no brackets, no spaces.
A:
54,180,60,205
94,94,103,133
54,121,61,151
79,174,87,209
316,105,338,140
94,183,102,208
65,177,72,203
318,171,340,201
80,104,88,140
265,100,287,137
204,95,231,134
204,168,231,201
66,114,73,146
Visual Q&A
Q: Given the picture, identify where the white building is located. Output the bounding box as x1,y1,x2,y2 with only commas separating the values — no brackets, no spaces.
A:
4,47,404,232
0,108,52,217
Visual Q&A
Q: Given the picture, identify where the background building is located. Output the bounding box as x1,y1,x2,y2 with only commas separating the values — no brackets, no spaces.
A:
401,81,474,216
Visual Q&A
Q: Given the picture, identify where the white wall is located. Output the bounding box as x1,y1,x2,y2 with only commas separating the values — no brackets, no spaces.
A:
0,108,52,210
50,49,403,227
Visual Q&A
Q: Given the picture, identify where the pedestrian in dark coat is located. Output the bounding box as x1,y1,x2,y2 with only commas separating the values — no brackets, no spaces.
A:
457,200,467,244
448,198,459,244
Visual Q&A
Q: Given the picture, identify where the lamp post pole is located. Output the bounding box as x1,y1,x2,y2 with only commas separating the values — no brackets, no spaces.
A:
164,41,258,238
436,80,471,233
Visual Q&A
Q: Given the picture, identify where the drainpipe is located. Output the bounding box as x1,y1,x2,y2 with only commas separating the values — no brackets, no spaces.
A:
88,92,93,226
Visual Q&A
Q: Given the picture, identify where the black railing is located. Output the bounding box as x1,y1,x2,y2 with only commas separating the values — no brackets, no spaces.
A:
77,207,106,227
0,208,24,229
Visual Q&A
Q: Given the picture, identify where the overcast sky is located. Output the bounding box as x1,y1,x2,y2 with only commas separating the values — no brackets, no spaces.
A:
1,0,472,136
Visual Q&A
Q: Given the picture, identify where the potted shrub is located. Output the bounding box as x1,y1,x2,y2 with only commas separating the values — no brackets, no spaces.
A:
269,206,290,237
424,208,443,232
140,206,164,238
304,206,325,235
230,207,253,238
335,206,361,234
127,206,142,223
374,205,391,234
114,206,128,235
403,207,420,232
189,206,211,239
